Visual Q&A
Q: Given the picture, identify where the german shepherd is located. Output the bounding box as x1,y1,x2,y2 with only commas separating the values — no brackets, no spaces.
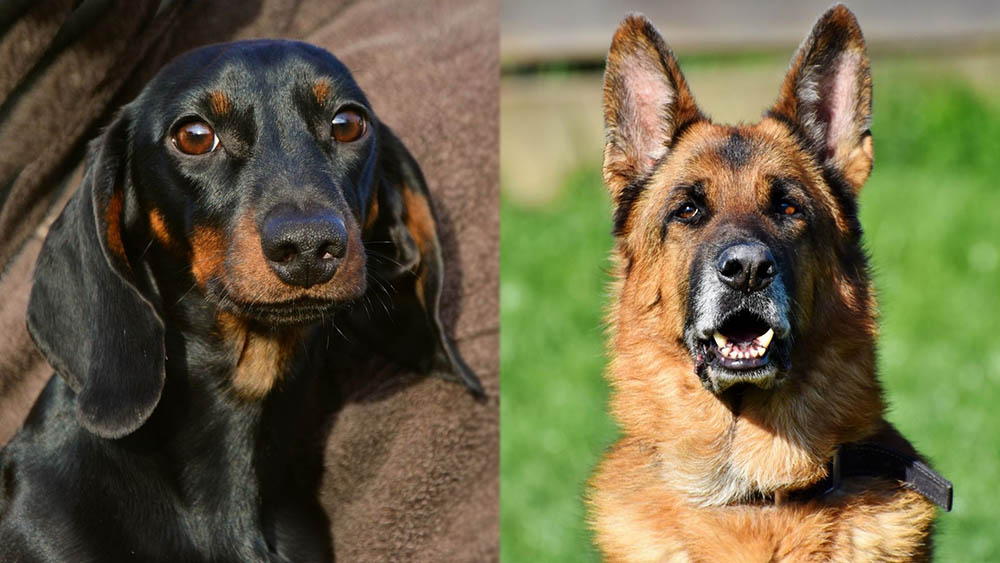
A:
589,5,951,561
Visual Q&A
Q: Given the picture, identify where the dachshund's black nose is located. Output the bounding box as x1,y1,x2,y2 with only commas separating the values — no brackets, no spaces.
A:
715,242,777,292
260,207,347,287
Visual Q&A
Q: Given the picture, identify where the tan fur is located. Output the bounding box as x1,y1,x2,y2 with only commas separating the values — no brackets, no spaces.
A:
226,213,366,304
590,7,938,561
217,311,303,400
225,213,285,300
104,189,127,263
400,186,437,305
148,209,175,249
592,438,935,562
190,224,226,287
401,186,435,255
186,211,366,399
363,191,380,232
843,134,874,190
208,90,231,115
312,80,331,105
188,214,366,304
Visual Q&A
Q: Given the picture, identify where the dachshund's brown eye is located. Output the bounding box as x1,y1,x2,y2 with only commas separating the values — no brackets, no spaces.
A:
172,121,218,155
331,110,366,143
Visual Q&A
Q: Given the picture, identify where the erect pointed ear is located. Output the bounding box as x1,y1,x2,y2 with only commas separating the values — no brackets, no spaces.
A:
603,13,704,197
347,124,483,397
771,4,873,191
27,113,166,439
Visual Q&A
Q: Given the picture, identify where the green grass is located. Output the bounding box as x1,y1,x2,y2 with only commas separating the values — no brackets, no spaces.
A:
501,169,614,561
501,64,1000,561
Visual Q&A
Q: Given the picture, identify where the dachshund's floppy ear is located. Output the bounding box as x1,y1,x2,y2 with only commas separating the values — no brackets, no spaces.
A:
27,113,166,439
348,124,483,396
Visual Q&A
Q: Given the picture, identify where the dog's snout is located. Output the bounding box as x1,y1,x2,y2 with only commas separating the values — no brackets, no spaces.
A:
715,242,777,292
261,207,348,288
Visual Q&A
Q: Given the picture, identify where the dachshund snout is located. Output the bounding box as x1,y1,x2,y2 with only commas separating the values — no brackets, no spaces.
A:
260,206,348,288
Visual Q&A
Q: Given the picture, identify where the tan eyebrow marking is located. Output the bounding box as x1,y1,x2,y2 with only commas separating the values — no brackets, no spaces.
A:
312,80,331,104
208,90,232,115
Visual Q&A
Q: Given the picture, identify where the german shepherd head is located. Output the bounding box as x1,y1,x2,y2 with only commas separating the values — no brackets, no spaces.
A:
603,5,879,401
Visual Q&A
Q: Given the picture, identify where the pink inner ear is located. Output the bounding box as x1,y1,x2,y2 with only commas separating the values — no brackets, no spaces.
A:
623,54,674,168
824,50,861,155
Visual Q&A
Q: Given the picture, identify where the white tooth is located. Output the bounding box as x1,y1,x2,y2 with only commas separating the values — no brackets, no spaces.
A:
713,332,728,349
756,328,774,348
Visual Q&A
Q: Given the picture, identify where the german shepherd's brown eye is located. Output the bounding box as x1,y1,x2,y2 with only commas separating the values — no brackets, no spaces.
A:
779,201,798,216
675,202,700,222
331,109,366,143
172,121,218,155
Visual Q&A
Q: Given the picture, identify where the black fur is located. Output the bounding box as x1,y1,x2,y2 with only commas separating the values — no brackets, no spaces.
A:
0,39,480,561
612,174,652,238
718,132,752,167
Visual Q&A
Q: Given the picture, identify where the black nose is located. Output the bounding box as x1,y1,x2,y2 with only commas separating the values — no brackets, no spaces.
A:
260,208,348,288
715,242,777,292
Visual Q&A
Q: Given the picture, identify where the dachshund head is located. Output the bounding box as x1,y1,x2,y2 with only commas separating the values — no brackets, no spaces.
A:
27,40,481,438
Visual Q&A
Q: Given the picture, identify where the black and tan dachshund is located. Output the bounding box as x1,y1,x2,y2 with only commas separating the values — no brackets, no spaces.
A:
0,40,481,561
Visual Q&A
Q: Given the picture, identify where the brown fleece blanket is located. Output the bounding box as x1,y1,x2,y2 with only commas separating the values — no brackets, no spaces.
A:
0,0,498,560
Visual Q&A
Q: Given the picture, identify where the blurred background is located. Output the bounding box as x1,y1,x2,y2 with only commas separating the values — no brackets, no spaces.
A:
500,1,1000,561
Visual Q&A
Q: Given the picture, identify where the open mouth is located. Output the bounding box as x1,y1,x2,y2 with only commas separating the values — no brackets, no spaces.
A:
689,307,791,393
709,311,775,370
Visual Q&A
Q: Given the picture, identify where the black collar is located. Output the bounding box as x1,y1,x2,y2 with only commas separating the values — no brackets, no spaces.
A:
783,442,953,510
